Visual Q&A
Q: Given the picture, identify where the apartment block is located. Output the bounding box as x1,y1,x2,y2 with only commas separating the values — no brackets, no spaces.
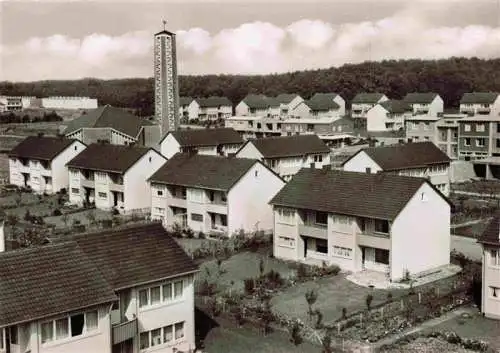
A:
149,153,285,236
403,93,444,116
366,100,412,132
351,93,389,119
460,92,500,116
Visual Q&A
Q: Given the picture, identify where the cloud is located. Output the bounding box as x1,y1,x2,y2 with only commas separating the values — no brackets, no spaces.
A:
2,5,500,81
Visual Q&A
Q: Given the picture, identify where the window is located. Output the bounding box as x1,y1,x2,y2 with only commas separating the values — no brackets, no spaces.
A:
140,332,149,349
374,219,389,234
464,138,471,146
424,122,430,130
98,192,107,199
491,287,499,298
174,280,183,299
278,236,295,247
140,281,184,308
477,138,485,147
315,239,328,254
490,250,500,266
0,328,3,350
277,208,295,224
476,124,485,132
139,289,149,308
151,286,161,304
175,322,185,340
221,193,227,202
86,311,98,331
156,189,164,196
71,188,79,194
70,313,85,337
464,124,471,132
162,283,172,301
151,328,162,346
41,321,54,344
333,246,352,258
55,318,69,339
163,325,173,343
191,213,203,222
188,188,204,203
10,327,17,345
375,248,390,264
358,218,366,232
314,155,323,163
315,211,328,225
421,192,428,202
365,167,371,173
208,191,215,202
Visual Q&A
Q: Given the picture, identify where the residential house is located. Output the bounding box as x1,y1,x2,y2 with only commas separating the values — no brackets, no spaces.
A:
235,94,280,117
196,97,233,121
41,96,98,110
366,100,412,132
67,143,166,212
275,94,304,117
403,93,444,116
179,97,195,121
291,93,345,119
224,116,271,140
458,115,496,161
8,136,86,194
64,105,161,148
270,168,451,282
0,222,198,353
342,142,451,196
149,153,285,235
0,102,6,113
477,215,500,320
460,92,500,116
159,127,244,159
235,134,331,181
351,93,389,119
405,116,440,143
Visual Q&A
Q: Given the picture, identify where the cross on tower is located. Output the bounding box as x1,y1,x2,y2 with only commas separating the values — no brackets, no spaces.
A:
162,20,167,31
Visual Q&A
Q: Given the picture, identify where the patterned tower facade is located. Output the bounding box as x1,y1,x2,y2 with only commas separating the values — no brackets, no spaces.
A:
154,29,180,135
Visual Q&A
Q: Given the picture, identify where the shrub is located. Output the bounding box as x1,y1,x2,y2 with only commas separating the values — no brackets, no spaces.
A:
185,227,195,238
232,305,246,327
72,219,81,225
305,289,318,316
314,309,324,329
170,223,183,238
365,294,374,310
266,270,284,289
52,209,62,216
59,188,67,195
198,231,206,239
24,209,33,222
296,263,308,280
197,279,217,296
341,307,347,320
387,292,393,302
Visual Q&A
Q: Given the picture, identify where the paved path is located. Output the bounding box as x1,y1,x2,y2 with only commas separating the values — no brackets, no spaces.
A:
452,190,500,199
451,218,491,229
371,306,477,350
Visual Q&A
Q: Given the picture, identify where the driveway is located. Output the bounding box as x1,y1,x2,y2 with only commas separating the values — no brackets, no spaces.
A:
451,234,482,262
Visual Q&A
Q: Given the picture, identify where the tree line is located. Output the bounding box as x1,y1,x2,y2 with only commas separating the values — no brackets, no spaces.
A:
0,111,63,124
1,57,500,116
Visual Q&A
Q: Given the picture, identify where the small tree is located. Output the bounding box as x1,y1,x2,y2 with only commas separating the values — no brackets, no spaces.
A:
18,227,48,248
288,320,303,346
7,214,19,240
365,294,373,311
314,309,324,329
387,292,393,302
259,299,273,336
305,289,318,318
24,209,32,222
259,257,265,278
341,307,347,320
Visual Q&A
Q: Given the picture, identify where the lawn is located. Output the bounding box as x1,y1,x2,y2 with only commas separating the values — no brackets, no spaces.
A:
44,208,112,228
197,251,297,293
271,274,406,324
424,310,500,351
200,310,321,353
452,219,490,238
176,237,212,254
0,122,61,137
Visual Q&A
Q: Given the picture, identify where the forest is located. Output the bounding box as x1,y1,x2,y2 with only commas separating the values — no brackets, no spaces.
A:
1,57,500,116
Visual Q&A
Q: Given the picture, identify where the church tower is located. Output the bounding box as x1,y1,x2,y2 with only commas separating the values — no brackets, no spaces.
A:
154,21,180,135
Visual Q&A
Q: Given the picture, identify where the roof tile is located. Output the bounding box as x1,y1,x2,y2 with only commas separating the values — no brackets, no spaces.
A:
9,136,77,161
246,135,330,158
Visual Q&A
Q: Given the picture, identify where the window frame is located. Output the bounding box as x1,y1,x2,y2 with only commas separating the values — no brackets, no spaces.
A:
374,219,390,234
276,208,295,225
490,249,500,267
39,309,99,345
139,280,185,309
97,191,107,199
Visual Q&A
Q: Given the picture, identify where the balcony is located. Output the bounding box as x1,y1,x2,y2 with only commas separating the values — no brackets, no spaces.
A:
477,107,491,115
112,317,137,345
357,232,390,250
109,182,124,192
299,223,328,239
210,224,228,235
81,178,95,188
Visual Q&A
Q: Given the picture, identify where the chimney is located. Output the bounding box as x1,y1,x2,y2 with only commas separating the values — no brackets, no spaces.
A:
0,221,5,253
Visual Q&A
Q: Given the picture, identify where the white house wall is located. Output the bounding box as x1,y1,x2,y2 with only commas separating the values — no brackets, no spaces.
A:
481,246,500,319
289,102,311,119
188,100,200,121
333,95,346,116
342,151,383,173
160,135,181,159
235,101,250,116
123,150,167,212
390,182,450,281
227,162,285,234
366,105,389,131
50,141,86,193
235,142,264,160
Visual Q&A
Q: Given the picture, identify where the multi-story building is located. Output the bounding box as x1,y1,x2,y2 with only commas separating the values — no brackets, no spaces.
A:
477,215,500,320
40,96,98,110
434,112,463,160
460,92,500,116
0,96,34,110
275,94,304,117
342,142,451,196
366,100,412,132
64,105,161,148
457,115,495,161
149,153,285,235
8,136,86,194
178,97,233,121
351,93,389,118
403,93,444,116
0,222,199,353
270,168,451,282
159,127,244,159
67,144,166,212
235,134,331,181
235,94,280,117
290,93,345,118
405,116,440,143
179,97,194,121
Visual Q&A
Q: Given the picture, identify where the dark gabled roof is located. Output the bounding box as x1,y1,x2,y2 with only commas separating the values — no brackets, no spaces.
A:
275,93,299,104
243,135,330,158
242,94,279,109
166,127,243,147
352,93,386,104
72,222,198,290
379,99,412,114
8,136,78,161
343,142,451,171
197,96,232,108
149,153,257,191
66,143,154,173
154,29,176,36
306,93,340,111
460,92,499,104
478,216,500,246
270,169,438,220
180,97,194,106
403,93,439,104
0,242,117,327
64,105,153,138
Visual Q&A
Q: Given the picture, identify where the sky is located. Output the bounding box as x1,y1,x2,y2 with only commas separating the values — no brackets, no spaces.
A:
0,0,500,81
